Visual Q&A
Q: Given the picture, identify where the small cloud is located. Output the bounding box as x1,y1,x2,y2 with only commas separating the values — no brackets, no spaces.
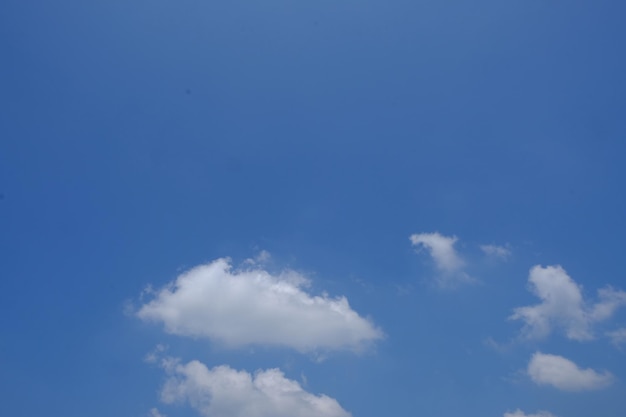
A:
122,300,135,317
149,408,166,417
527,352,613,391
409,232,474,288
244,250,272,266
144,344,168,364
510,265,626,341
480,244,511,260
607,328,626,347
483,337,511,353
394,283,414,296
351,276,375,293
410,232,464,272
158,358,351,417
137,284,157,302
504,409,556,417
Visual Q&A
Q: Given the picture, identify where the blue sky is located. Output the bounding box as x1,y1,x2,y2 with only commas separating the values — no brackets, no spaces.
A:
2,1,626,416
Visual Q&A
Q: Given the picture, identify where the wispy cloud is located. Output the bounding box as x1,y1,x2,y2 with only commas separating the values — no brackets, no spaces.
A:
480,244,511,260
136,258,383,354
409,232,473,288
511,265,626,341
504,409,556,417
149,408,167,417
410,232,464,272
158,358,351,417
243,250,272,266
527,352,613,391
607,328,626,347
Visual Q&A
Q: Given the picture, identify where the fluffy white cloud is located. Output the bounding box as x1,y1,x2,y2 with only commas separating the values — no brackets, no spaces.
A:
136,258,383,353
510,265,626,341
409,232,472,287
503,410,555,417
527,352,613,391
159,358,351,417
481,244,511,259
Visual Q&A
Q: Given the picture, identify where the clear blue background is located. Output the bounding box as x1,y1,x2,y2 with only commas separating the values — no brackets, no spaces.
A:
1,1,626,416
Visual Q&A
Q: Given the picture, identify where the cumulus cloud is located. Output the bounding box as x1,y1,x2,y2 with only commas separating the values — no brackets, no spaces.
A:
159,358,351,417
409,232,473,287
503,410,555,417
527,352,613,391
481,244,511,260
136,258,383,353
510,265,626,341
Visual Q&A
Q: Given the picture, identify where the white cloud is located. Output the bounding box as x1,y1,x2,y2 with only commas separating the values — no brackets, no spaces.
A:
481,244,511,259
244,250,272,266
410,232,464,272
409,232,473,287
503,409,556,417
590,287,626,321
145,344,168,364
527,352,613,391
136,258,383,353
159,358,351,417
510,265,626,341
149,408,167,417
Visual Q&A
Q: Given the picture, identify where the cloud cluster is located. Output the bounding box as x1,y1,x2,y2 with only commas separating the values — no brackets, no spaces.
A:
135,246,623,417
409,232,512,288
511,265,626,341
527,352,613,391
159,358,351,417
504,410,555,417
137,258,383,353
